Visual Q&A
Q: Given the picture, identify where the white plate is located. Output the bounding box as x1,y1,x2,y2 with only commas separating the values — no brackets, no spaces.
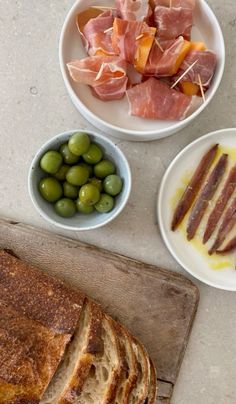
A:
158,128,236,291
59,0,225,141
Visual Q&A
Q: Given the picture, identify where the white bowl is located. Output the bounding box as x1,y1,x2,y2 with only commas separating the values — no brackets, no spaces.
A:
158,128,236,291
28,130,131,231
59,0,225,141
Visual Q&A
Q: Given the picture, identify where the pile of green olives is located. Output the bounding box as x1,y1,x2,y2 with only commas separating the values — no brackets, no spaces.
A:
38,132,123,218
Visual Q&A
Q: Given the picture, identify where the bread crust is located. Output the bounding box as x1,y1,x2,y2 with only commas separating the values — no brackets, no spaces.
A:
147,358,157,404
0,301,70,403
58,300,103,403
103,315,123,404
113,323,138,404
0,250,85,334
129,337,150,404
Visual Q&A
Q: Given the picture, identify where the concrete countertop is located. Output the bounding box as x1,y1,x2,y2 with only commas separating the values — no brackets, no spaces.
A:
0,1,236,403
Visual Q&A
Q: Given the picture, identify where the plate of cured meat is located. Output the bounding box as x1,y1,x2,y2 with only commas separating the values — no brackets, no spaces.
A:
59,0,225,141
158,128,236,291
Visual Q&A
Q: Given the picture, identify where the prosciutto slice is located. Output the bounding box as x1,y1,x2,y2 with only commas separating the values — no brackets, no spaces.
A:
115,0,152,21
126,77,192,120
112,18,155,64
83,10,115,56
144,36,187,76
154,6,193,40
127,63,143,85
151,0,195,9
76,7,104,53
67,56,128,101
175,50,217,87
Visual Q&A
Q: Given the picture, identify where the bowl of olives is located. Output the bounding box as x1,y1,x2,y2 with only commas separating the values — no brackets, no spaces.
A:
28,130,131,230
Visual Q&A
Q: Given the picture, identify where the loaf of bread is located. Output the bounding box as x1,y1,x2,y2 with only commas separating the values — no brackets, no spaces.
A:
0,250,157,403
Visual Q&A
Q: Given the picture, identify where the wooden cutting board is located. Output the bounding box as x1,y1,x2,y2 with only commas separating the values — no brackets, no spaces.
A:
0,218,199,403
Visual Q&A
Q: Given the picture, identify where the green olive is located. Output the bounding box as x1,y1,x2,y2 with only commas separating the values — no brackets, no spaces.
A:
79,162,93,177
94,160,116,178
68,132,90,156
54,164,70,181
40,151,63,174
39,177,63,202
63,181,79,199
79,184,100,206
60,143,79,165
66,165,89,186
103,175,123,196
76,199,95,214
54,198,76,217
95,194,114,213
82,143,103,164
88,177,103,192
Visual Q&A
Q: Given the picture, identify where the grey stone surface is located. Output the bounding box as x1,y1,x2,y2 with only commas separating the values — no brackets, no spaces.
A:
0,1,235,403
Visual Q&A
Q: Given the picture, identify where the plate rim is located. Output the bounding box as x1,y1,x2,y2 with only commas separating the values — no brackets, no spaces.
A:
59,0,225,139
157,128,236,291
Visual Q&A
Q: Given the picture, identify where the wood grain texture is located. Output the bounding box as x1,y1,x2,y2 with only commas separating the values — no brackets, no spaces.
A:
0,218,199,402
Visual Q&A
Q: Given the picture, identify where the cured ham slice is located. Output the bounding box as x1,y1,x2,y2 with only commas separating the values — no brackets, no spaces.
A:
151,0,195,9
144,36,191,76
186,154,228,241
76,7,104,53
203,165,236,244
82,10,115,56
171,144,219,231
88,31,116,56
154,6,193,40
112,18,156,67
115,0,152,21
176,50,217,88
209,197,236,255
126,77,192,120
67,56,128,101
127,63,143,85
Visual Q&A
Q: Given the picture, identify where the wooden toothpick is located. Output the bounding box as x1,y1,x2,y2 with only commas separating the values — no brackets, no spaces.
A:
198,74,206,102
136,33,145,40
155,37,164,52
170,0,172,8
91,5,117,10
104,27,113,34
171,59,198,88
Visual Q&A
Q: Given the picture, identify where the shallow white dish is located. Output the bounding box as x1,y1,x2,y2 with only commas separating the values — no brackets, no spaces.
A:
158,128,236,291
28,130,131,231
59,0,225,141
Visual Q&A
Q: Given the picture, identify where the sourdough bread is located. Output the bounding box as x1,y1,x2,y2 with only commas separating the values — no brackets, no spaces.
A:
113,324,138,404
0,301,69,403
76,314,122,404
129,338,151,404
0,250,157,404
146,358,157,404
41,299,103,404
0,250,85,334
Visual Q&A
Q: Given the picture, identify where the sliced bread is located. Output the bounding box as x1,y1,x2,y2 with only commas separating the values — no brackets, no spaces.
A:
0,250,85,334
76,314,122,404
0,300,69,403
146,358,157,404
113,324,138,404
41,299,103,404
129,337,151,404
